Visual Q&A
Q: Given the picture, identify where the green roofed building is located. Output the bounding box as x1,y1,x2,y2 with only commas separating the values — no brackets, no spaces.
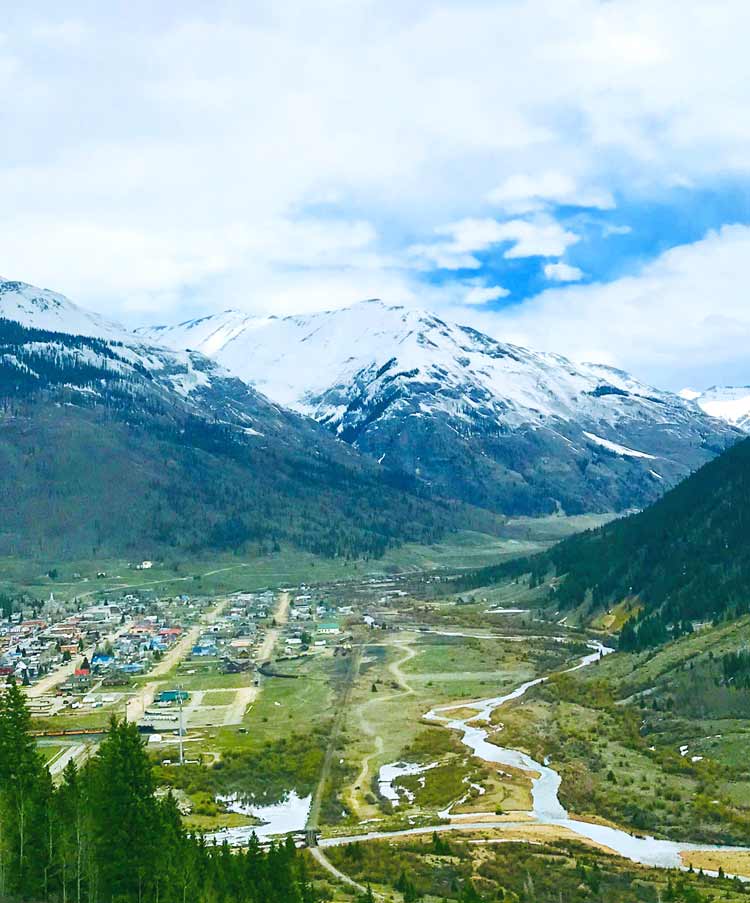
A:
157,689,189,703
316,621,340,635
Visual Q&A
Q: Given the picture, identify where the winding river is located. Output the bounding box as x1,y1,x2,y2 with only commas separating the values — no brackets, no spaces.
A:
208,638,749,878
322,642,750,877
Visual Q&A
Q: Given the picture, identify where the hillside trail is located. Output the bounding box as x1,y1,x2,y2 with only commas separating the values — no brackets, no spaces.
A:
348,639,417,819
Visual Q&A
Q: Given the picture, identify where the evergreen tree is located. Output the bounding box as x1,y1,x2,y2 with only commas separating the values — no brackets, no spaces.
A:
0,689,329,903
0,680,52,898
87,717,160,901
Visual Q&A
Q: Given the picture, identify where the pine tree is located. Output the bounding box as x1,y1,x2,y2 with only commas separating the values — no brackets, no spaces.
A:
87,717,160,901
55,760,88,903
0,679,52,898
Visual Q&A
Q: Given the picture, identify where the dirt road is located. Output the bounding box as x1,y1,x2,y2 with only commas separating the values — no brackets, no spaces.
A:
308,847,368,895
126,597,231,724
348,639,416,818
223,591,290,725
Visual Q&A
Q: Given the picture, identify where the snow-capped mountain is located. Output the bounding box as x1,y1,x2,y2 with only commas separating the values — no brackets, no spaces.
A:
141,300,741,516
0,279,461,559
680,386,750,431
0,278,132,341
0,279,304,440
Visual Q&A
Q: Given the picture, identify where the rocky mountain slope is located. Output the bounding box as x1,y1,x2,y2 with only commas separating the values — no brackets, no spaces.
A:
0,280,466,560
142,300,740,516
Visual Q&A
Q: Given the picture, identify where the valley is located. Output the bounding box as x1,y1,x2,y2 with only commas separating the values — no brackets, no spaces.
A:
2,279,750,902
4,7,749,902
10,533,750,903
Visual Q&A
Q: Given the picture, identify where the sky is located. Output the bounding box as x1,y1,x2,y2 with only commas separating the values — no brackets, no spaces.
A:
1,0,749,390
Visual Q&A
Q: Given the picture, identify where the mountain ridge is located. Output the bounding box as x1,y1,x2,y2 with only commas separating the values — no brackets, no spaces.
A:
141,299,741,517
680,385,750,430
0,280,468,560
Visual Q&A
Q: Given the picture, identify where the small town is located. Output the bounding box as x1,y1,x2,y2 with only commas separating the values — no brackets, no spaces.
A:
0,568,414,783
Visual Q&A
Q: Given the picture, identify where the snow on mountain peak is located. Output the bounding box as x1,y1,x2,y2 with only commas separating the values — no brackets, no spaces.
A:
140,298,741,515
0,279,250,407
0,279,132,343
683,385,750,430
140,298,710,434
1,278,740,517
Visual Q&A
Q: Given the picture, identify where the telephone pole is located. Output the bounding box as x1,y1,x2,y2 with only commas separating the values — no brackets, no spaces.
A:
178,685,185,765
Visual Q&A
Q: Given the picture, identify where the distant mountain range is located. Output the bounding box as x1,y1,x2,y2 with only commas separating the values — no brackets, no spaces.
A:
0,280,466,560
680,386,750,431
142,300,741,517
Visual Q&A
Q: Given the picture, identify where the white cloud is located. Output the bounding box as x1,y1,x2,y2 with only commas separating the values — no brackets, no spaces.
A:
602,224,633,238
408,216,579,270
482,225,750,388
498,219,580,259
543,262,584,282
0,214,382,316
488,171,614,214
462,280,510,306
0,0,749,371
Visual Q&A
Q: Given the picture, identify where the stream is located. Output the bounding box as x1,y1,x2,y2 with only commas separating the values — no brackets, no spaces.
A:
322,642,750,876
208,640,750,878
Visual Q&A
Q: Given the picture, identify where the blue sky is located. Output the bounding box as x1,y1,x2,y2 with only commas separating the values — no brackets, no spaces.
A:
417,180,750,307
1,1,749,389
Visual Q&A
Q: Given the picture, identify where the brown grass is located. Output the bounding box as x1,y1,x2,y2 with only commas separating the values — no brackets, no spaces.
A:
680,851,750,878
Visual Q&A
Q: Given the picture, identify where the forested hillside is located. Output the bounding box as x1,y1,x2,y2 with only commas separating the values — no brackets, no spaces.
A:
454,438,750,648
0,316,479,561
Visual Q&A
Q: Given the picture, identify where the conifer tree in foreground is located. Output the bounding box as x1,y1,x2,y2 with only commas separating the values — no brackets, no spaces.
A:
0,680,52,899
0,685,316,903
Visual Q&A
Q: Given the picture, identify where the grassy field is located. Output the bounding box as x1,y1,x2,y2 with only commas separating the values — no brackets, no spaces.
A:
38,744,67,764
328,629,591,832
239,652,340,747
0,548,362,602
201,689,238,706
148,650,345,829
0,515,609,602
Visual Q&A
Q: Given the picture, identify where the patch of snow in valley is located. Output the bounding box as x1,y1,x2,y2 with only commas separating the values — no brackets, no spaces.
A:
378,761,438,807
583,432,657,460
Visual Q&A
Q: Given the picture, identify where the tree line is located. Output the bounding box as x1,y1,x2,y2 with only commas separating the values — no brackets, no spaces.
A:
451,436,750,652
0,681,318,903
0,317,463,563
